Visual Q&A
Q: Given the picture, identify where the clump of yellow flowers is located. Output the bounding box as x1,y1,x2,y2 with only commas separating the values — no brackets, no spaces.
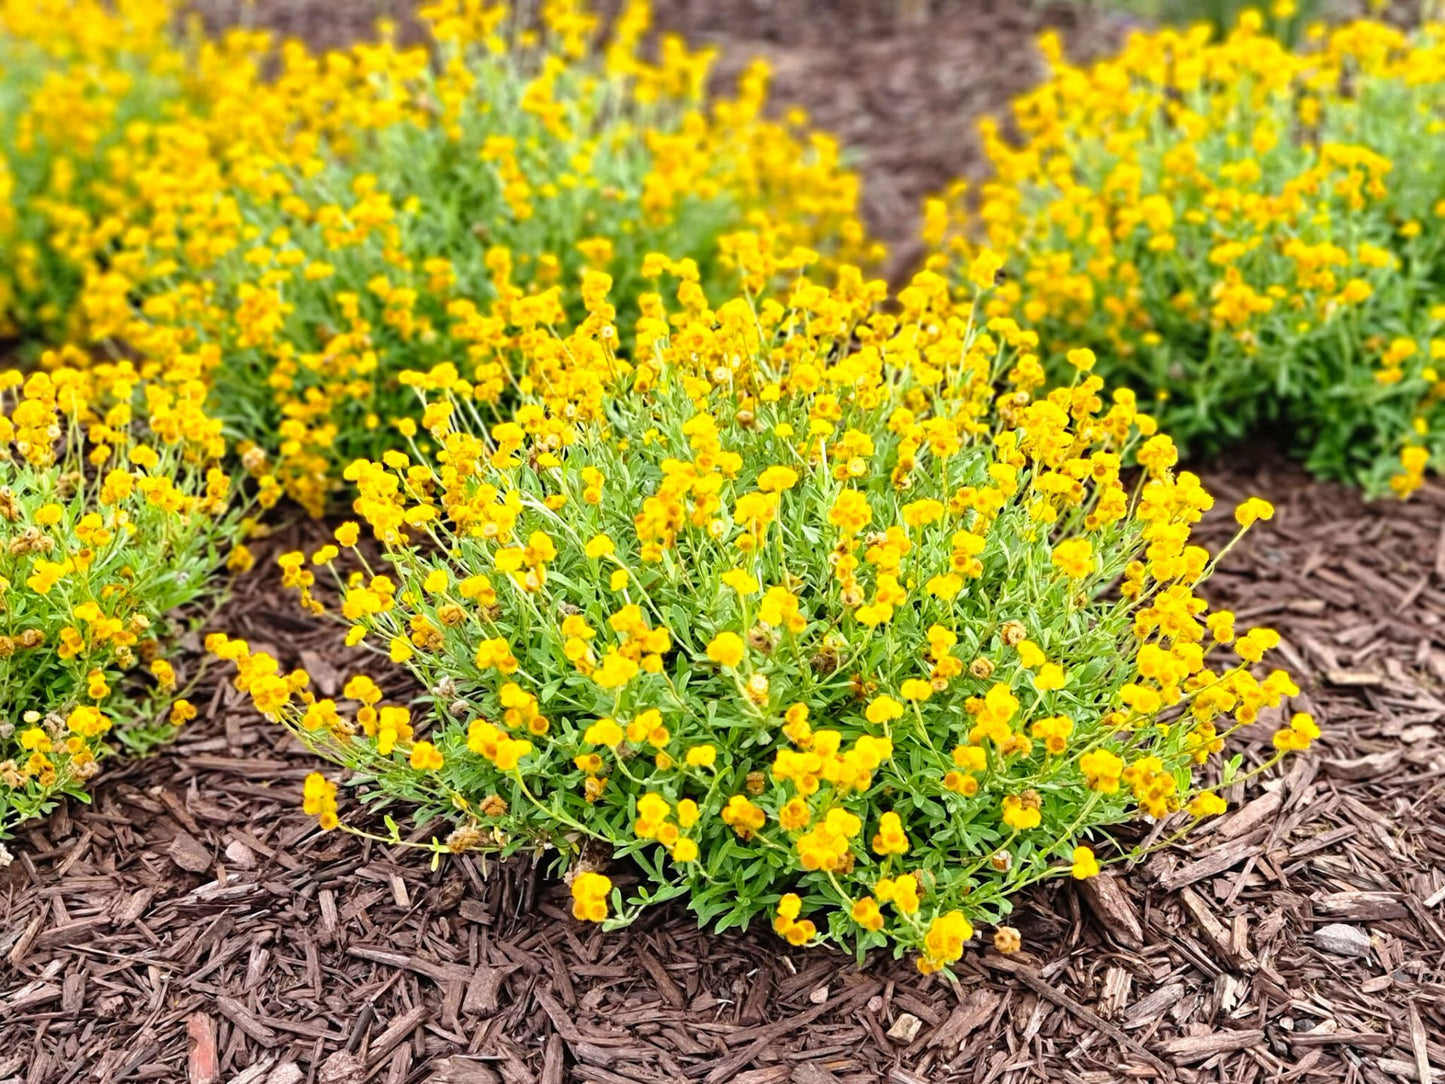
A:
1,0,879,517
927,14,1445,496
0,356,243,835
217,253,1312,973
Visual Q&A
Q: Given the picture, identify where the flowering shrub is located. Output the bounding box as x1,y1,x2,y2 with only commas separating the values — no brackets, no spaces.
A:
214,258,1312,971
0,356,242,835
927,16,1445,496
2,0,878,515
0,0,249,340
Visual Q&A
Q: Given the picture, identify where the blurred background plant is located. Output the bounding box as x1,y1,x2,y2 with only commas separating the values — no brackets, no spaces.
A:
1102,0,1332,41
928,14,1445,496
1,0,879,518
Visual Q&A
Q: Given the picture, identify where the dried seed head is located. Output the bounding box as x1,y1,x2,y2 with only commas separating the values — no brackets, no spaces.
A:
240,446,268,473
1000,620,1027,646
990,850,1013,872
446,824,488,852
810,648,840,676
478,794,508,818
993,926,1022,954
969,657,996,680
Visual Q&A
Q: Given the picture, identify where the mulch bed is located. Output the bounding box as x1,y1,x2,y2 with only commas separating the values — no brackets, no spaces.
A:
7,3,1445,1082
5,455,1443,1084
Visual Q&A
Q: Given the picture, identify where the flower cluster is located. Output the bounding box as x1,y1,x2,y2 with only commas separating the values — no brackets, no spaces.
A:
927,14,1445,495
1,0,879,515
0,357,243,835
0,0,199,340
218,262,1311,972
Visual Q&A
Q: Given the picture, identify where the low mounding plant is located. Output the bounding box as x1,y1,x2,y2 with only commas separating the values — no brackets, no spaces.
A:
3,0,878,516
927,15,1445,497
0,356,243,835
213,252,1313,972
0,0,257,340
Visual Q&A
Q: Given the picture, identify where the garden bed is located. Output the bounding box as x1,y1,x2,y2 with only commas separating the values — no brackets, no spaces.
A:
5,1,1445,1081
5,452,1443,1083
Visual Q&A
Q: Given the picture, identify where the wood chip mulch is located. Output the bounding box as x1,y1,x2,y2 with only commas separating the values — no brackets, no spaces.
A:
4,451,1443,1084
7,4,1445,1082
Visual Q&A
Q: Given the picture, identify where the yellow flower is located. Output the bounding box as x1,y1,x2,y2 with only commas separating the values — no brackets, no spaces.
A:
409,740,445,771
1234,497,1275,529
685,745,717,768
584,718,625,746
1189,792,1227,817
1051,538,1094,579
1070,846,1100,879
1001,794,1041,832
851,896,884,932
706,631,746,668
870,811,909,856
757,466,799,492
967,248,1004,290
1236,627,1280,663
864,695,903,724
720,568,760,595
571,871,612,923
1032,663,1066,692
671,838,699,863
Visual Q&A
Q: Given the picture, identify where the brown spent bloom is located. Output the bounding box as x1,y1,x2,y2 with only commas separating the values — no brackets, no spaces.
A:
994,926,1022,954
445,824,488,852
478,794,508,817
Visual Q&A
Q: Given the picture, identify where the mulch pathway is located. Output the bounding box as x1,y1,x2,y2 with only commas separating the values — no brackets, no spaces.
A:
7,3,1445,1082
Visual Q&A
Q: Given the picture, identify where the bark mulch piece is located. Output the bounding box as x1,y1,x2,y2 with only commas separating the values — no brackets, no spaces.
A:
3,452,1443,1083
